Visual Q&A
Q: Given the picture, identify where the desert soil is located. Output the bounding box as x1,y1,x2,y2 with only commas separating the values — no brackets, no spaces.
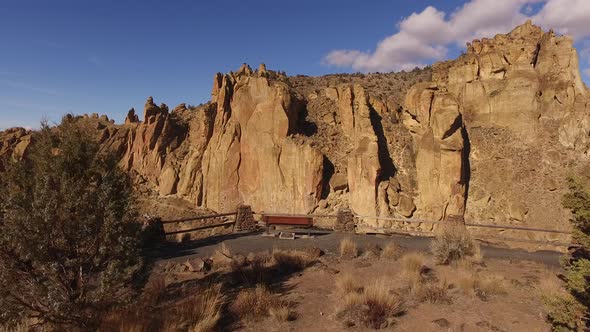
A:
151,231,562,332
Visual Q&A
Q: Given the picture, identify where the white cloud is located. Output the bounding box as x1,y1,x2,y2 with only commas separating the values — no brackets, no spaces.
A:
532,0,590,38
324,0,590,72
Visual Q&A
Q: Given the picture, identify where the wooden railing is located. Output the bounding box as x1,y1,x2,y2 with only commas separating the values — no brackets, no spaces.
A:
155,208,572,247
161,212,238,235
355,214,571,247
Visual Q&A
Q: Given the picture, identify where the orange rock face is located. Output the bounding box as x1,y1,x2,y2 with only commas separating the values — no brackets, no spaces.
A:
3,22,589,241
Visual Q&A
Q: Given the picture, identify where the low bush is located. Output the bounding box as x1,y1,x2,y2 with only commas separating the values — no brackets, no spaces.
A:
336,273,363,295
99,283,223,332
339,278,405,329
230,285,290,322
0,118,143,329
340,238,359,259
412,279,452,304
543,293,585,332
457,272,506,301
431,223,475,265
381,242,401,259
400,253,427,279
269,306,296,322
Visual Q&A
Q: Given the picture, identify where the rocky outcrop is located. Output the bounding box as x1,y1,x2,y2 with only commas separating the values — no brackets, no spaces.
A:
402,20,589,234
202,65,324,213
121,97,188,195
336,85,381,218
125,108,139,124
0,127,32,171
402,83,467,221
3,22,588,243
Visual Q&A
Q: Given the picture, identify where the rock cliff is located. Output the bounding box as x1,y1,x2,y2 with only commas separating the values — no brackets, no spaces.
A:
402,21,589,237
2,22,588,241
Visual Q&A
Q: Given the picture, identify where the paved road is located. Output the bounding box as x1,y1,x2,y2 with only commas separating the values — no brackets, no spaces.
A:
152,229,564,267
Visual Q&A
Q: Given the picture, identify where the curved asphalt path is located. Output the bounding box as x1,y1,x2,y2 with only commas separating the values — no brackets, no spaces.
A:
153,229,564,267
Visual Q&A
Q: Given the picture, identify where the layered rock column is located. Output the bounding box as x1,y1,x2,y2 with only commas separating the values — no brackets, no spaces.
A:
201,65,324,213
336,84,381,221
402,84,467,221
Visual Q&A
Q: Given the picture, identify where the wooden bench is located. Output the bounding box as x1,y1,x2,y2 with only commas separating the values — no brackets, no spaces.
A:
262,214,314,228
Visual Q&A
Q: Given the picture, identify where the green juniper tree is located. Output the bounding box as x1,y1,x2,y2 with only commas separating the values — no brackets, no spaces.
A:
549,177,590,331
0,117,143,329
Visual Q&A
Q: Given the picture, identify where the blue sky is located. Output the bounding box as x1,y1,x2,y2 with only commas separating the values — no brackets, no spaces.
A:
1,0,589,129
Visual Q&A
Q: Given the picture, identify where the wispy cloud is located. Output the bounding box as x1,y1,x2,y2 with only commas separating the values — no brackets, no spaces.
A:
324,0,590,72
0,79,58,96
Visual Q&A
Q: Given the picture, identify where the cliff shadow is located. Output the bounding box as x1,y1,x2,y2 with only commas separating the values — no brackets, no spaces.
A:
321,157,335,199
369,107,396,182
461,125,471,209
292,99,318,136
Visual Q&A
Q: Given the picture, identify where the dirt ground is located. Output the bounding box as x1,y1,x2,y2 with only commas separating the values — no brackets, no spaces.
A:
150,232,563,332
238,257,554,332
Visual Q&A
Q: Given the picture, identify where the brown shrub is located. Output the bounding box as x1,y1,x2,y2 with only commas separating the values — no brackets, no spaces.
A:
336,273,363,295
340,238,359,259
457,272,506,300
338,279,405,329
269,306,296,322
364,244,382,258
475,275,507,301
230,285,280,321
381,242,400,259
431,223,475,265
165,284,224,332
272,249,312,273
401,253,427,278
412,279,452,304
457,271,477,297
100,283,223,332
141,275,167,306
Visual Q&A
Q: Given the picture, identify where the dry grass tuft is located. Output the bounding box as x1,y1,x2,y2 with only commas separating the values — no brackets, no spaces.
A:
336,273,363,295
142,275,167,305
101,283,223,332
475,275,507,301
431,223,475,265
456,272,507,300
230,285,281,321
338,278,405,329
272,249,312,273
168,284,224,332
0,322,33,332
211,242,233,269
339,238,359,259
381,242,401,259
535,270,566,297
269,306,296,322
401,253,427,278
457,271,477,297
412,279,452,304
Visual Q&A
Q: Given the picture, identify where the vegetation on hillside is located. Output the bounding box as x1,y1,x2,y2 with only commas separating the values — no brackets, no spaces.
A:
546,177,590,331
0,117,143,329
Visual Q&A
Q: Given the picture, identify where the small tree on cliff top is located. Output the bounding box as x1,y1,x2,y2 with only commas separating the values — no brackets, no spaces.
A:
0,117,142,329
